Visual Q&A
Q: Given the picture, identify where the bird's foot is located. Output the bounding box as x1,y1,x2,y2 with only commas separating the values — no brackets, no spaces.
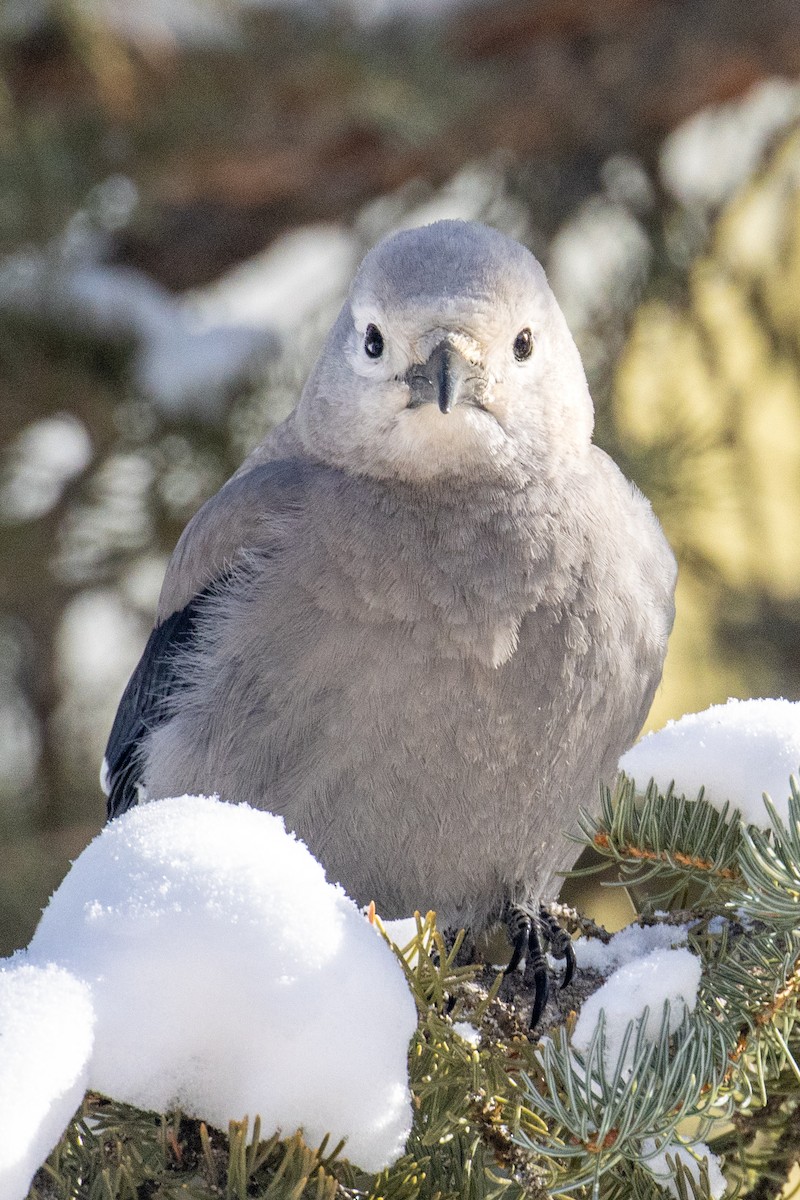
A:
538,906,576,990
503,903,576,1030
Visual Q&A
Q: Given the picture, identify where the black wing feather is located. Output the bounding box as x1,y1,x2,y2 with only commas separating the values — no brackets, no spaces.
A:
103,456,311,820
103,584,220,820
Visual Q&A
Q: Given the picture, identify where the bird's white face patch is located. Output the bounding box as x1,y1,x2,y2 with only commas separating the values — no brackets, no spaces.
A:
347,294,539,385
347,300,415,382
295,220,595,483
337,295,545,481
385,399,511,481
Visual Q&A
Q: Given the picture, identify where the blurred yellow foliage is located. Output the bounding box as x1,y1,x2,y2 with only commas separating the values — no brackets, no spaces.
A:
615,130,800,729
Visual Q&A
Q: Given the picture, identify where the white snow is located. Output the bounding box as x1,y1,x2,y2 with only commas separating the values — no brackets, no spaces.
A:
0,415,93,523
57,590,145,695
187,224,360,336
571,948,702,1073
0,166,529,420
620,698,800,824
642,1137,726,1200
548,196,651,332
138,318,278,417
0,244,278,419
573,921,689,975
660,78,800,210
0,963,95,1200
452,1021,481,1048
381,916,424,948
364,162,527,240
1,796,416,1199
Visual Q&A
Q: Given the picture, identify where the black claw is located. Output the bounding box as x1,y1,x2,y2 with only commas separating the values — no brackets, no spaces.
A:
561,939,576,990
538,905,575,991
504,903,576,1029
530,969,549,1029
528,921,549,1029
504,904,532,974
507,935,527,975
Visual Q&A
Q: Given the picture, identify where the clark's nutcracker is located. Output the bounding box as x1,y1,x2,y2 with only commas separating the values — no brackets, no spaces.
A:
103,220,676,1025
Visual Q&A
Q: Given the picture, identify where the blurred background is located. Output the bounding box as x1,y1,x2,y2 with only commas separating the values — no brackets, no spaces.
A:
0,0,799,956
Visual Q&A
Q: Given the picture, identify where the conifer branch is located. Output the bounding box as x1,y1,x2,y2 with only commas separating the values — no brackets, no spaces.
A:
575,776,745,907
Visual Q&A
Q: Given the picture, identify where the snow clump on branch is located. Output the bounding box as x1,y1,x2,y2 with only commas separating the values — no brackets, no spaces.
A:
0,795,417,1200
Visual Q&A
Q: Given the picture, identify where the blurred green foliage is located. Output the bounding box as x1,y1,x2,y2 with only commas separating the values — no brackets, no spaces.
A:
611,129,800,728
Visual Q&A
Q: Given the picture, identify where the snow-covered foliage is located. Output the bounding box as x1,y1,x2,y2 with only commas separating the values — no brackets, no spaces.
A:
620,697,800,823
0,168,525,421
571,947,702,1071
5,697,800,1198
0,247,278,419
642,1137,727,1200
660,78,800,210
0,796,416,1200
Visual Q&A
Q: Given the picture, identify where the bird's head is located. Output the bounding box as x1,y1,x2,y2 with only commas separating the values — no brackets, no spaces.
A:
295,220,595,488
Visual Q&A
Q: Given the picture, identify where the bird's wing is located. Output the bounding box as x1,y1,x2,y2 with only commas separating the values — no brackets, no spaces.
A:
102,456,310,819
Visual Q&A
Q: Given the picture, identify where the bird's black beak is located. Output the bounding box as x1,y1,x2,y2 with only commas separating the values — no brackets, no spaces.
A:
432,341,459,414
405,340,477,414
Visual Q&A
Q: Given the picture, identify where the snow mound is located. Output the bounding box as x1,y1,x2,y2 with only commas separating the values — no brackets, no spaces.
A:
572,947,702,1073
0,963,94,1200
1,796,416,1199
573,921,689,975
620,697,800,824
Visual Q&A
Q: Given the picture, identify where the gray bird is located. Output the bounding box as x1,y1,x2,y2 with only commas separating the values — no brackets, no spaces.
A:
103,219,676,1023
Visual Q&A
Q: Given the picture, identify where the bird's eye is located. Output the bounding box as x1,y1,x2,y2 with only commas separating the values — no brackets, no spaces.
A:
364,324,384,359
513,328,533,361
